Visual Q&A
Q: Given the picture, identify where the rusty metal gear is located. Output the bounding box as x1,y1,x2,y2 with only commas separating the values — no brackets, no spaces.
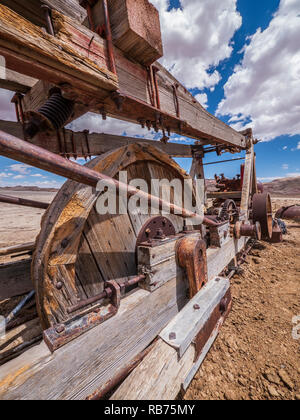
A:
219,199,239,224
252,192,273,239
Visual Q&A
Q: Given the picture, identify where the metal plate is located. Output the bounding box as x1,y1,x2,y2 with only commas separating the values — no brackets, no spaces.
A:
136,216,176,247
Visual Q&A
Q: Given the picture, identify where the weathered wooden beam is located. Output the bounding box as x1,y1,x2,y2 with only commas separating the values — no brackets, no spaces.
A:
0,120,194,157
0,67,37,93
0,278,188,400
0,259,33,300
1,0,87,26
207,191,242,200
0,4,118,100
0,242,35,257
0,4,246,149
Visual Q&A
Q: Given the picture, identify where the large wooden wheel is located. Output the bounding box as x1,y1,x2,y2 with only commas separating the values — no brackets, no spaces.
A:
33,143,196,329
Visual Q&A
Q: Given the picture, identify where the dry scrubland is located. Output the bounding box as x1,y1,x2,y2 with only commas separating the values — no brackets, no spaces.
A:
0,190,299,400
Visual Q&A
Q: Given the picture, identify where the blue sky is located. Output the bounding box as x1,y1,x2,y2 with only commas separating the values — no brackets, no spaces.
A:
0,0,299,187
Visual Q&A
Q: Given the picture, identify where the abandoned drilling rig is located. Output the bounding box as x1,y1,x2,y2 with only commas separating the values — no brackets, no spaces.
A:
0,0,280,400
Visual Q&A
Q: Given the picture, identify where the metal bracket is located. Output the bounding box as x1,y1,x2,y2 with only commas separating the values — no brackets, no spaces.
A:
43,280,120,352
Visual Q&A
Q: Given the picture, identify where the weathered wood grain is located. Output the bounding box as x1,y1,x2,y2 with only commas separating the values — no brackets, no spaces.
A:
1,0,87,27
0,120,194,158
111,338,195,400
0,259,33,300
0,4,118,99
0,278,188,400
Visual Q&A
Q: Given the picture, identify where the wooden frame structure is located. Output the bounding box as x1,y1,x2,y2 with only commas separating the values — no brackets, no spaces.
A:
0,0,265,400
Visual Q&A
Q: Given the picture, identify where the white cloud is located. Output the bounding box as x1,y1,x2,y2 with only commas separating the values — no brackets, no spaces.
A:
297,142,300,150
13,175,25,180
258,176,283,182
68,113,156,138
0,172,11,178
9,164,32,175
217,0,300,141
287,172,300,177
151,0,242,89
194,93,208,109
282,163,289,170
282,146,288,150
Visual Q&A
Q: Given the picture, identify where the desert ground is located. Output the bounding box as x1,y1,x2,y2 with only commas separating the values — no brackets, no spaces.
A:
0,190,299,400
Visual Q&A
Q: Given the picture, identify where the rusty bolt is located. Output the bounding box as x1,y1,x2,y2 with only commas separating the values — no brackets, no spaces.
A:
55,281,63,290
215,277,221,282
169,332,176,340
55,324,65,334
193,304,200,310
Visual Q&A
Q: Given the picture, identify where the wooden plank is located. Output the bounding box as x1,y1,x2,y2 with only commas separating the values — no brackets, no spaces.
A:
0,318,42,367
207,237,247,282
0,278,188,400
112,278,231,400
1,0,87,26
240,145,254,214
0,120,194,158
0,5,246,148
111,338,195,400
0,259,33,300
0,242,35,257
0,67,37,93
0,4,118,99
207,191,242,200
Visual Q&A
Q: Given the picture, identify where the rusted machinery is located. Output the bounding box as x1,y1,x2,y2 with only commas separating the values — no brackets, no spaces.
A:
0,0,281,400
275,205,300,222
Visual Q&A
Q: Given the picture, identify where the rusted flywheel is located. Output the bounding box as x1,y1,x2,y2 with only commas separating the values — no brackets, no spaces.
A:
252,192,273,239
32,143,199,329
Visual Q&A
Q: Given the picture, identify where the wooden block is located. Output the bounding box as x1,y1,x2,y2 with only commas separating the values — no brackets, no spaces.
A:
92,0,163,65
137,233,200,292
209,222,230,248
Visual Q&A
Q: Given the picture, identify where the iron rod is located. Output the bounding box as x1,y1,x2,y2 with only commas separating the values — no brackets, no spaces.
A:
0,193,49,209
203,157,245,166
102,0,117,75
5,290,35,325
0,130,219,226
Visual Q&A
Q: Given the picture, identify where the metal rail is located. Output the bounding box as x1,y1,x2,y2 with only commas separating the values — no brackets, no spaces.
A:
0,193,49,209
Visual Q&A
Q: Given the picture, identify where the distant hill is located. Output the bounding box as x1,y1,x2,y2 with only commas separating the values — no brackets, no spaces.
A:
263,177,300,197
0,186,58,192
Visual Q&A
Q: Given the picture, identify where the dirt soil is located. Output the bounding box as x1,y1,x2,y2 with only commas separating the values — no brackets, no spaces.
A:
185,198,300,401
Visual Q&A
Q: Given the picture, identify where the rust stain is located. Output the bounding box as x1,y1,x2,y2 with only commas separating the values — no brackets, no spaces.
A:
0,365,31,392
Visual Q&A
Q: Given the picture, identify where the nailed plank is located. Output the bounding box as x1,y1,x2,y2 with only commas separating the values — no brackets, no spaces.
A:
0,259,33,300
0,120,194,158
0,278,188,400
